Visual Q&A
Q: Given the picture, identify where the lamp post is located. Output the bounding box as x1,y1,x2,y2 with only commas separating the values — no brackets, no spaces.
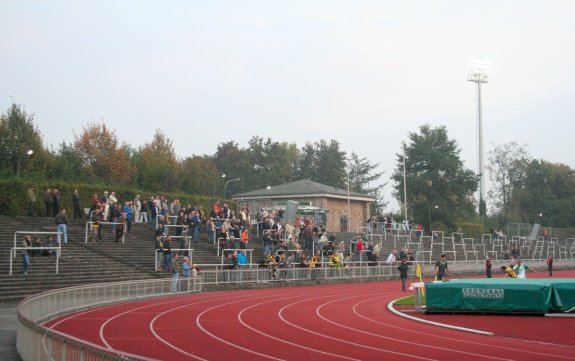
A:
428,205,438,235
403,155,408,225
213,174,226,203
346,161,351,232
224,178,240,200
468,58,490,216
16,149,34,178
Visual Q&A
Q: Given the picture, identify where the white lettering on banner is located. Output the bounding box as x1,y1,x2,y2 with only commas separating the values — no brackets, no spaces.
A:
462,288,504,299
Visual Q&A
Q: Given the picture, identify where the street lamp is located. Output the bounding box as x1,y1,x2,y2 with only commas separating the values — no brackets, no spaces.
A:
468,58,490,216
213,174,226,202
16,149,34,177
402,155,408,225
224,178,240,200
346,160,351,232
428,205,439,234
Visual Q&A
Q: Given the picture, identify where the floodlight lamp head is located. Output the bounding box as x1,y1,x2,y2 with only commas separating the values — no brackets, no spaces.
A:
468,58,490,83
469,58,491,74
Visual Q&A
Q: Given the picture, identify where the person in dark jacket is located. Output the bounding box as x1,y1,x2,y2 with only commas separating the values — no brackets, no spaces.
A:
52,189,61,217
485,256,492,278
72,189,82,219
54,208,68,245
44,188,52,217
397,259,409,291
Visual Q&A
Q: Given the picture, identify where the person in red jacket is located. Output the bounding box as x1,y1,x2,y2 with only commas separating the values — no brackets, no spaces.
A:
485,256,492,278
239,229,249,249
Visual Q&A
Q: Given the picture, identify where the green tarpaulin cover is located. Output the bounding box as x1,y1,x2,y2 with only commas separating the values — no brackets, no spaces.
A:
425,278,575,313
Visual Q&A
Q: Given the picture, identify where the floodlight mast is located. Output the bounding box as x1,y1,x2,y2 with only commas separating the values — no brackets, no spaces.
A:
467,58,490,217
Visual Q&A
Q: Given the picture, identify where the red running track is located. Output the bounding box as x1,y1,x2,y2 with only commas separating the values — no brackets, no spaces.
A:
45,271,575,361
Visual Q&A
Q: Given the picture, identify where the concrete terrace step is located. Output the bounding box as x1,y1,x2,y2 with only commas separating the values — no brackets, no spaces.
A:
0,215,269,302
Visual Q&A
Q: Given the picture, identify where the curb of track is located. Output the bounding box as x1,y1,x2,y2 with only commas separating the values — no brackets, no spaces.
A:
387,298,495,336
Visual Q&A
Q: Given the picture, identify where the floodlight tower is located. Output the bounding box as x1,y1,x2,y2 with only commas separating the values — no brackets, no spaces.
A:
467,58,490,216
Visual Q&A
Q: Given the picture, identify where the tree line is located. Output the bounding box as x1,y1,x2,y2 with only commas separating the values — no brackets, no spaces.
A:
2,102,574,230
0,103,385,211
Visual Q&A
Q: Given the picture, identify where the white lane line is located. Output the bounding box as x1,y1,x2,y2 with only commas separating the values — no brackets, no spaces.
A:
276,292,437,361
353,295,575,359
315,294,506,360
194,292,293,361
237,291,365,361
386,298,494,336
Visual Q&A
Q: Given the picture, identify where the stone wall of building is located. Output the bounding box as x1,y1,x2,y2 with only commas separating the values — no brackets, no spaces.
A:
324,198,369,233
236,196,370,233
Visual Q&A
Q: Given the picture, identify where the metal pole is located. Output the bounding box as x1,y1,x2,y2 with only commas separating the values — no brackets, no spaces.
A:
428,207,431,235
403,156,408,224
9,248,13,275
347,168,351,232
56,243,61,274
477,82,486,216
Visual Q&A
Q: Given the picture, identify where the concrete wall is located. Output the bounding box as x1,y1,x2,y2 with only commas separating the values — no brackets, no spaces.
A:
237,196,370,233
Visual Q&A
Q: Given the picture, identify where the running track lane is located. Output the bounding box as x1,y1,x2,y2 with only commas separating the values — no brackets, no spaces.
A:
45,275,575,360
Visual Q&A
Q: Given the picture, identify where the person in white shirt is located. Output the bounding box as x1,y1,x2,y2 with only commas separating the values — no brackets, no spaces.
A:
386,249,397,265
513,259,533,279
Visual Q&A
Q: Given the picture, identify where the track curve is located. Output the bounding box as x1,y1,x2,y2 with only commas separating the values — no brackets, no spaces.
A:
45,275,575,361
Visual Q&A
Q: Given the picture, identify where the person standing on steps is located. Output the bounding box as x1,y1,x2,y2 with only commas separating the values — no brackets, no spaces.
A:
55,208,68,245
397,259,409,291
123,202,133,233
133,194,141,223
44,188,52,217
90,207,103,242
171,253,180,292
20,235,32,274
27,185,36,216
51,189,61,217
72,189,82,219
115,212,126,243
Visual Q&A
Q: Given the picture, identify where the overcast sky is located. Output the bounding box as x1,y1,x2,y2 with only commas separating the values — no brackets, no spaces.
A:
2,0,574,212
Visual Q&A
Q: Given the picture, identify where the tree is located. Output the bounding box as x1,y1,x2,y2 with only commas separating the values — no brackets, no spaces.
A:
213,141,251,197
180,155,220,197
487,142,531,222
50,142,87,182
315,139,347,187
0,103,50,177
133,129,181,192
73,123,135,184
391,124,478,228
348,152,387,212
295,143,317,181
246,136,298,189
296,139,346,187
515,160,575,227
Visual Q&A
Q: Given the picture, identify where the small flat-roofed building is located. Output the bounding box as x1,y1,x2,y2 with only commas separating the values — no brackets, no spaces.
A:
231,179,374,233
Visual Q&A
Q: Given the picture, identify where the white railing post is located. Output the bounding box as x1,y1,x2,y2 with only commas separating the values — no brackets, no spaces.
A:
9,247,14,275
